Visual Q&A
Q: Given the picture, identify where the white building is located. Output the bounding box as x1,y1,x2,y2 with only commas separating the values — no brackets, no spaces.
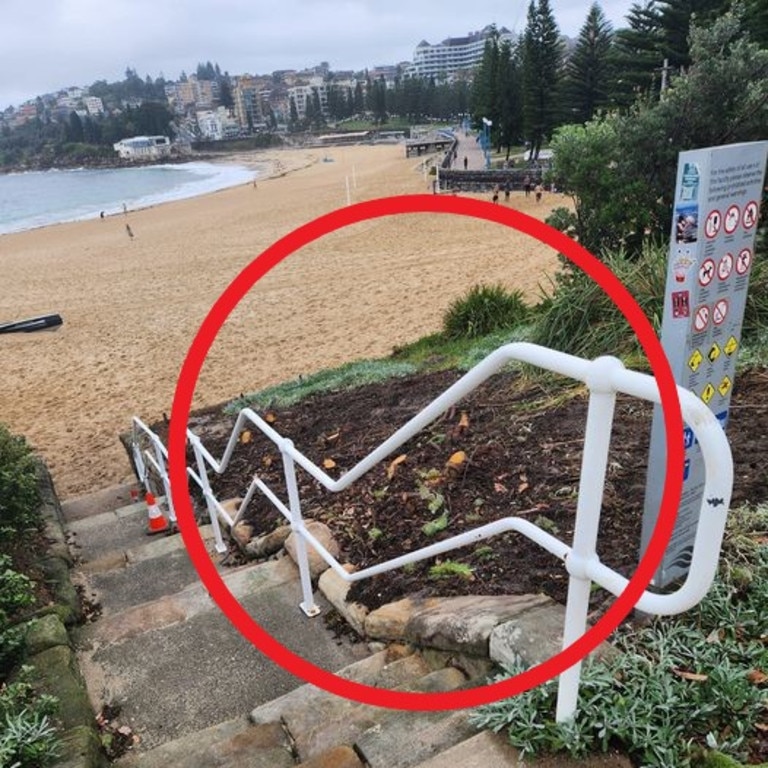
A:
113,136,172,160
83,96,105,116
408,25,514,80
287,78,329,121
196,107,240,140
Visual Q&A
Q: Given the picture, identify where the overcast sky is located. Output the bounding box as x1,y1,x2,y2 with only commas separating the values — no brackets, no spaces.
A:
2,0,636,111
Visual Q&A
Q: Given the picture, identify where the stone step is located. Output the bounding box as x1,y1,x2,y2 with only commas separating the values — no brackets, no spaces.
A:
249,652,472,763
117,648,464,768
355,707,476,768
76,554,370,754
77,524,219,617
118,716,295,768
60,482,140,523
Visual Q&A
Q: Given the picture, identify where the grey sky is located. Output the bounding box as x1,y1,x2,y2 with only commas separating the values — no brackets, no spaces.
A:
2,0,636,111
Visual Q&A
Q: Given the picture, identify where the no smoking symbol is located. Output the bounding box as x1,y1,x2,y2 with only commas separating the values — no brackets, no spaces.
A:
713,298,729,326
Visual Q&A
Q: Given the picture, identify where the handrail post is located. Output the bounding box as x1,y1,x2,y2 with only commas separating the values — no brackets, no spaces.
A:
282,441,320,617
191,437,228,554
152,440,177,525
556,357,621,723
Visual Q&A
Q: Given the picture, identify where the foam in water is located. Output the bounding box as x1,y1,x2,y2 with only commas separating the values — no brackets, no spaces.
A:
0,162,257,236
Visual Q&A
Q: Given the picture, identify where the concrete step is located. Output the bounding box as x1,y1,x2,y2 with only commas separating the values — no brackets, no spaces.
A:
61,482,140,522
76,552,370,754
117,648,467,767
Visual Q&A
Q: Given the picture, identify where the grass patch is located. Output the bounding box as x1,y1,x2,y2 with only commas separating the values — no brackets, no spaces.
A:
470,504,768,767
443,283,530,341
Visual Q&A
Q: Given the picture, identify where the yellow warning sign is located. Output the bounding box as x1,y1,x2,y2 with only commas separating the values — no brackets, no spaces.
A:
718,376,732,397
688,349,703,372
701,383,715,404
724,336,738,356
708,343,721,363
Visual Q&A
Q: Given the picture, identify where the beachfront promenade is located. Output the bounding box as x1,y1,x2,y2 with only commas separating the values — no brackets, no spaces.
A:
452,131,491,171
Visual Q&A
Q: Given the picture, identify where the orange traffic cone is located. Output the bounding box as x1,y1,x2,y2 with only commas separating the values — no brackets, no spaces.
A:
145,492,170,535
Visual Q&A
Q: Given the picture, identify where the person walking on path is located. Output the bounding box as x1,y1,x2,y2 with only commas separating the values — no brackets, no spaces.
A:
523,175,532,197
534,182,543,203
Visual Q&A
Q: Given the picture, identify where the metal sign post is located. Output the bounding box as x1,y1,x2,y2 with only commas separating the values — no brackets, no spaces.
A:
642,141,768,587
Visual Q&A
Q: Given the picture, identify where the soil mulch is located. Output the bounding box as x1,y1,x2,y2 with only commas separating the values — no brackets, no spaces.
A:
172,366,768,615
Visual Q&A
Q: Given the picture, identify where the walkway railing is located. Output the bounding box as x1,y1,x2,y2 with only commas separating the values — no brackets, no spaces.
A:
130,342,733,722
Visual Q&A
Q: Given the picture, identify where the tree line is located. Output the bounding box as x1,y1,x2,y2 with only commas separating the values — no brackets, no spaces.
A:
471,0,767,161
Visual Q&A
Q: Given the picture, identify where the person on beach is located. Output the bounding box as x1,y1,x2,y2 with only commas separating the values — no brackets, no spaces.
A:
492,185,500,204
534,183,543,203
463,156,468,170
523,175,532,197
504,181,511,202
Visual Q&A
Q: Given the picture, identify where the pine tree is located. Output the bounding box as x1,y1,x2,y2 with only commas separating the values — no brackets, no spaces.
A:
561,3,615,122
522,0,564,159
609,1,665,106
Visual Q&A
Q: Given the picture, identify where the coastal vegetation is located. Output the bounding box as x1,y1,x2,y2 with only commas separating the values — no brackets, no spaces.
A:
0,425,60,768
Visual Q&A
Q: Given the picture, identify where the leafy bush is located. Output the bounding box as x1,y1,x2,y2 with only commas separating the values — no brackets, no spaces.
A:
471,505,768,767
0,555,36,671
531,242,667,364
443,284,530,340
0,669,59,768
0,425,41,543
0,710,59,767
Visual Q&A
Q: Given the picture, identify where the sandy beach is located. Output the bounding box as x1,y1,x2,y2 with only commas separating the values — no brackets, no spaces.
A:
0,142,566,499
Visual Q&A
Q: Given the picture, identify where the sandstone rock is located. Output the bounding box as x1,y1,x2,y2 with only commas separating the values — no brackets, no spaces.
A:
231,521,254,547
297,744,364,768
318,565,368,636
246,525,292,558
285,521,339,578
24,614,69,655
405,594,551,656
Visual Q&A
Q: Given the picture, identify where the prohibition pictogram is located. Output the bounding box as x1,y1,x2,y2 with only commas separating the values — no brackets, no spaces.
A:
693,304,710,333
717,253,733,281
713,298,729,326
742,201,759,229
724,204,740,235
736,248,752,276
705,210,721,239
698,258,715,286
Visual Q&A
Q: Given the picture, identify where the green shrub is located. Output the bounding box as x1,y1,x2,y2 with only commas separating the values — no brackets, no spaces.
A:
0,425,42,542
443,284,529,340
0,669,59,768
471,504,768,767
531,242,667,364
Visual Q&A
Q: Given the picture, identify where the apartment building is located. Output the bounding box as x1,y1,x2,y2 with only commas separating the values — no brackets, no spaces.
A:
407,25,514,80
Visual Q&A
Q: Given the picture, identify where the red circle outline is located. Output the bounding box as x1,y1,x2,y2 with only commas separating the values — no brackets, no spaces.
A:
168,194,683,711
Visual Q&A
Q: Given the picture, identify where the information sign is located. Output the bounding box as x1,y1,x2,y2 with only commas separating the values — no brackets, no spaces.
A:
641,142,768,586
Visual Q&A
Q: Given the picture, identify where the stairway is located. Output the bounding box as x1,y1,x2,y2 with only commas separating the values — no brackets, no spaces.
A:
61,484,631,768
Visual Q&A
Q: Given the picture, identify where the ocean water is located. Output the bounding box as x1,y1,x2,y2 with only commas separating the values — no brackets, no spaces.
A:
0,162,257,236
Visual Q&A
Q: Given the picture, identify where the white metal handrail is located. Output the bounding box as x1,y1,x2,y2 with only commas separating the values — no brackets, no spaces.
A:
131,342,733,722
